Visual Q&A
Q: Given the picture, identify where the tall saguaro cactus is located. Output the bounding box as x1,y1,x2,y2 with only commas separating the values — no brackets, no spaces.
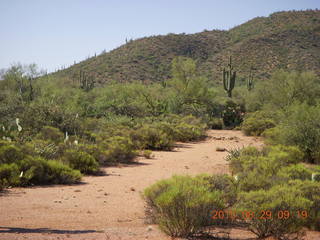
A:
247,67,254,91
223,56,236,98
79,70,95,91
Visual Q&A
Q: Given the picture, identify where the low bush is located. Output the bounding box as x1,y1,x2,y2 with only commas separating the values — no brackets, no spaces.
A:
207,118,223,130
205,174,238,207
36,126,64,144
0,163,20,190
142,150,152,159
242,111,276,136
143,175,224,237
131,125,174,150
0,144,24,164
100,136,137,165
235,185,312,239
277,164,313,181
221,100,244,128
265,103,320,164
19,156,81,185
227,145,305,192
287,180,320,230
62,149,99,174
46,160,82,184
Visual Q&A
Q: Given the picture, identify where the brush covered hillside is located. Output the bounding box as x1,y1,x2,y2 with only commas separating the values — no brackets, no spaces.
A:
54,10,320,85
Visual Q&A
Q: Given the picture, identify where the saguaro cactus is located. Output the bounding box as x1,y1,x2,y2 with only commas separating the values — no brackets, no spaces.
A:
79,70,95,91
247,67,254,91
223,56,236,98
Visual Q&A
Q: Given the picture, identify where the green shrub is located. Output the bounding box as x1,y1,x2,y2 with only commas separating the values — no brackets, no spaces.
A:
0,144,24,164
265,103,320,164
46,160,82,184
142,150,153,159
207,118,223,130
101,136,137,165
242,111,276,136
131,125,174,150
228,145,305,192
266,145,304,166
235,185,312,239
287,180,320,230
205,174,238,207
19,156,81,185
36,126,64,144
277,164,313,181
143,175,224,237
0,163,20,189
62,149,99,174
221,100,244,128
228,146,262,174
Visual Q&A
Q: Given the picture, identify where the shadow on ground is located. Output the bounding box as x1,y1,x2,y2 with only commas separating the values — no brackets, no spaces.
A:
0,226,98,234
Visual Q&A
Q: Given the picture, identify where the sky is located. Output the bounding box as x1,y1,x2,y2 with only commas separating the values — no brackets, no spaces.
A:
0,0,319,73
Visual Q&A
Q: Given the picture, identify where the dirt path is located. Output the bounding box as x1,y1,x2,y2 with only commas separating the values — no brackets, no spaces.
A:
0,130,318,240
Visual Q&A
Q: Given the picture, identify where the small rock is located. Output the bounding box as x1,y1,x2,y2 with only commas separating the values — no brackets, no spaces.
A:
74,189,81,192
216,147,226,152
147,226,153,232
104,192,109,196
184,166,189,169
130,187,136,191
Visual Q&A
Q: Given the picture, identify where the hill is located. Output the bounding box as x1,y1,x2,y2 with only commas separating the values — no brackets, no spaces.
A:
53,10,320,85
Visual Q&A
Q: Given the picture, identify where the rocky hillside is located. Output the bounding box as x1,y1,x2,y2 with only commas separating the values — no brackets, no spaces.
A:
54,10,320,85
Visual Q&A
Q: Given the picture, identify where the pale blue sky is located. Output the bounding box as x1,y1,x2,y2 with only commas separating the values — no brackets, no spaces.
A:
0,0,319,72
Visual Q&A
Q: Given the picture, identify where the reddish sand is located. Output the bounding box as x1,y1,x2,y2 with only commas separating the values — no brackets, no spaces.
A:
0,130,319,240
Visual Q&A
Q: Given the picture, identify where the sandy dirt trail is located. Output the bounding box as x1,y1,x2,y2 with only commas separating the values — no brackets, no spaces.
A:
0,130,319,240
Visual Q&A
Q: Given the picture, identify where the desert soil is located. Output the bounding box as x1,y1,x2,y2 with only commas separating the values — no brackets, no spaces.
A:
0,130,319,240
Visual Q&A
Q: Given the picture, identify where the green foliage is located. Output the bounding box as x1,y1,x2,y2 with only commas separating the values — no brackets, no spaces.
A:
0,144,24,164
287,180,320,230
131,125,174,151
100,136,137,165
235,185,312,239
62,149,99,174
277,164,313,181
143,175,224,237
19,156,81,185
205,174,238,207
36,126,64,144
207,117,223,129
228,145,304,191
266,103,320,164
221,100,244,128
45,160,82,184
142,150,152,159
0,163,20,190
246,71,320,112
242,111,276,136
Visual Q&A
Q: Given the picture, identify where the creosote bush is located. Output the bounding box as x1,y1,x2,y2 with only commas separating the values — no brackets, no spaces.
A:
143,175,224,237
0,163,20,190
62,149,99,174
235,185,311,239
242,111,276,136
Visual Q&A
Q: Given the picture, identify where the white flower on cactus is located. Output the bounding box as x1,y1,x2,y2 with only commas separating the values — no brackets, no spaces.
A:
19,171,24,178
234,175,238,181
74,140,78,145
16,118,22,132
